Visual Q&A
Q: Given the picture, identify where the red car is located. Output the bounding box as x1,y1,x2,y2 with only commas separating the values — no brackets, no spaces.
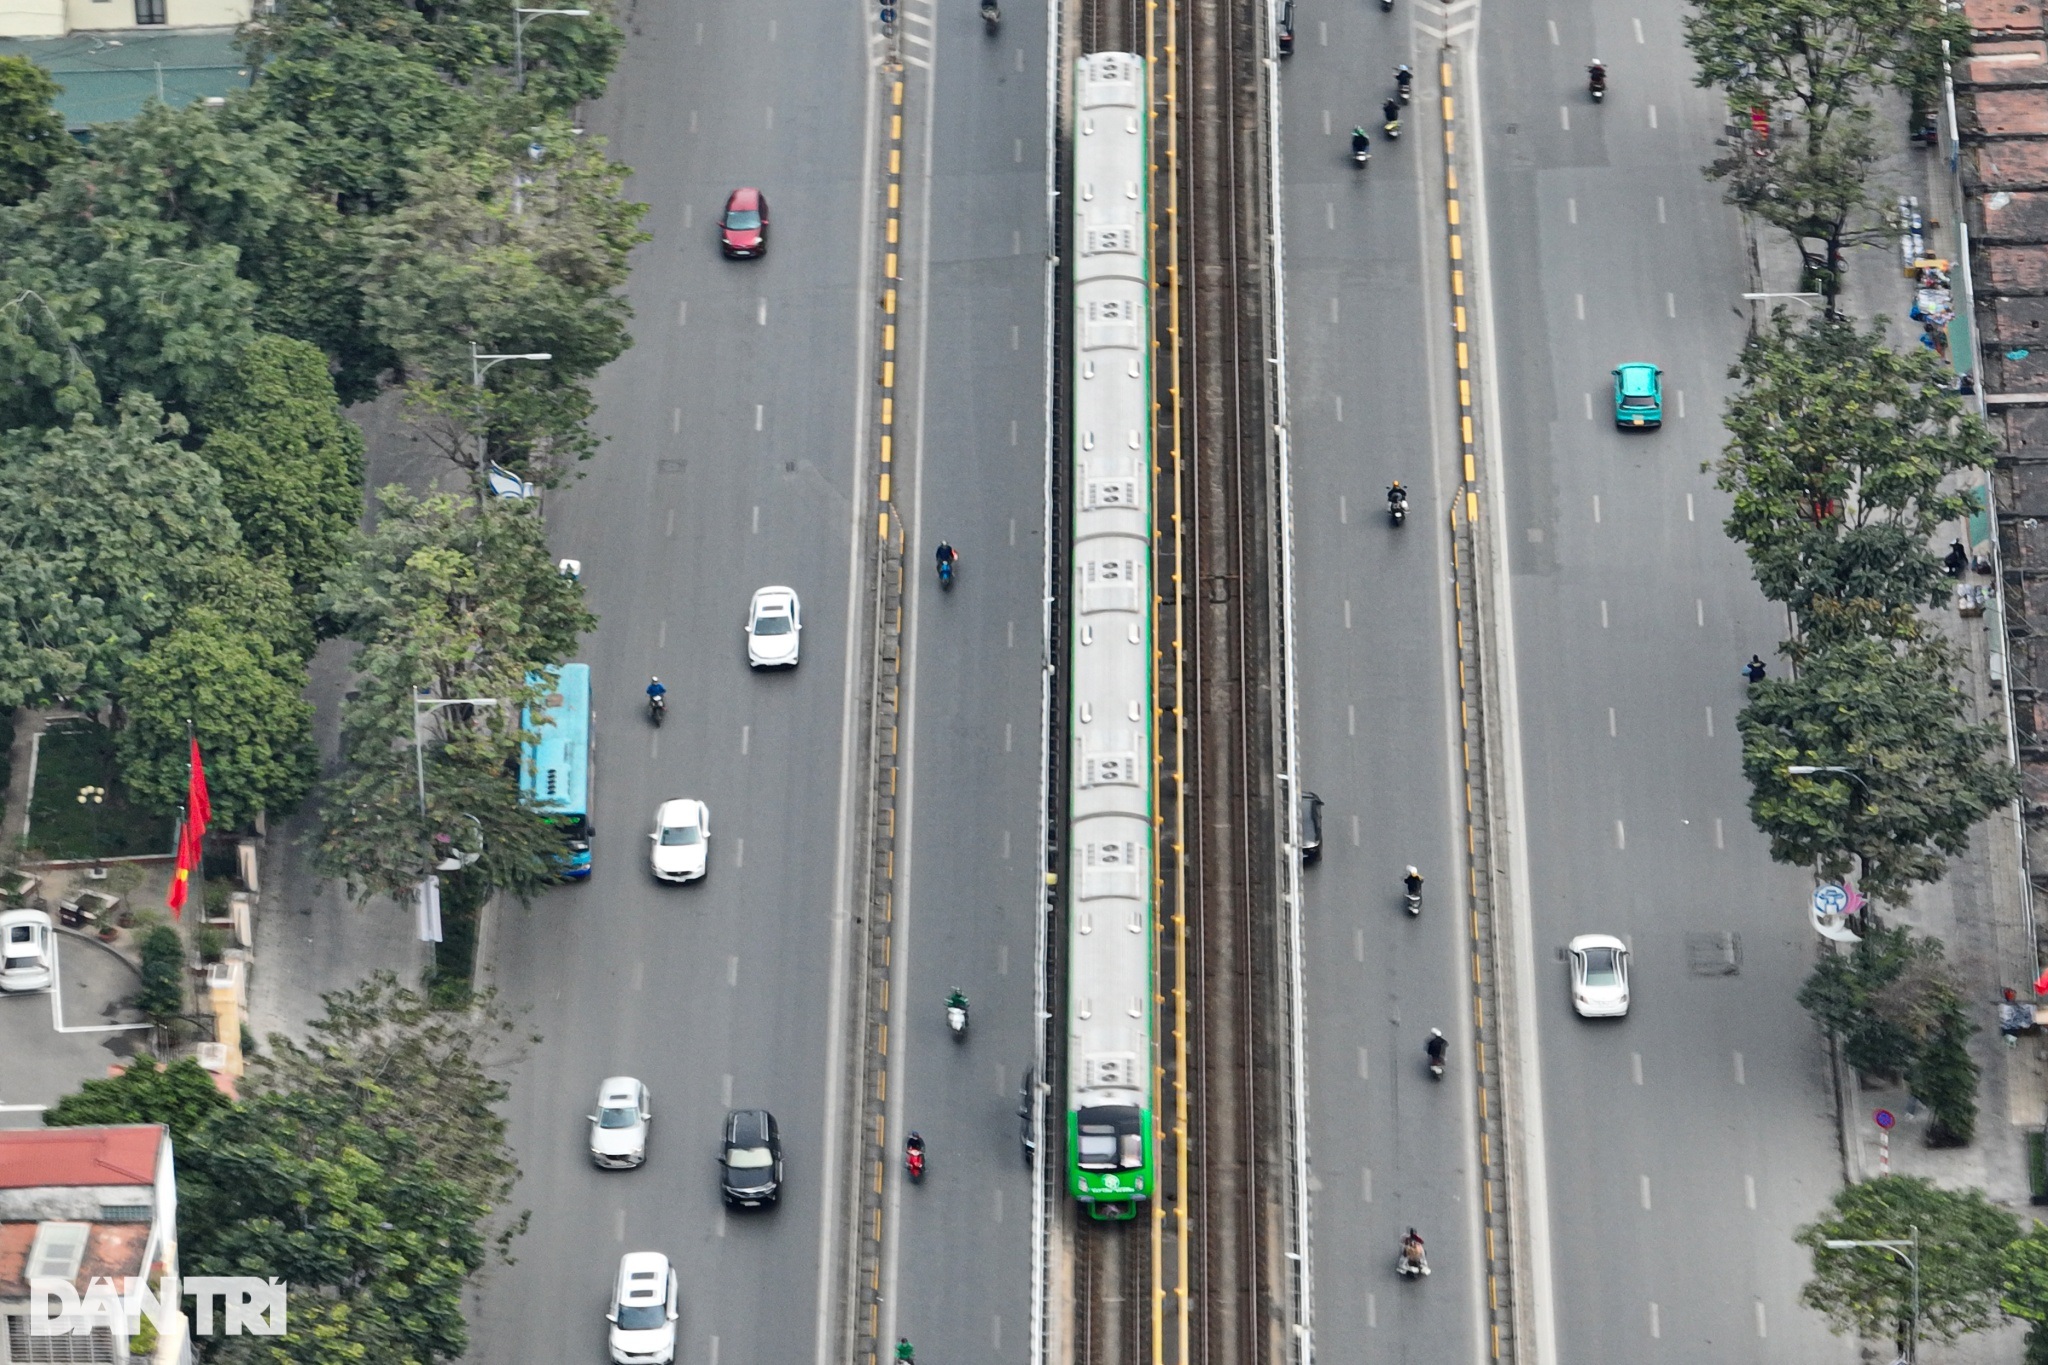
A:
720,187,769,258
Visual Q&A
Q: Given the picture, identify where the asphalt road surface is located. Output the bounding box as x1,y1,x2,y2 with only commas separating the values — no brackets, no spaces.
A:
1474,0,1860,1360
880,5,1053,1363
1277,12,1491,1363
464,3,881,1361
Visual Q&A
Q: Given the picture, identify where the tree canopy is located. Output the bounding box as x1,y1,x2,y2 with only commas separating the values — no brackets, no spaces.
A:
44,974,527,1365
1797,1176,2019,1345
116,607,318,829
197,334,366,598
1740,637,2018,903
0,56,75,206
0,396,244,708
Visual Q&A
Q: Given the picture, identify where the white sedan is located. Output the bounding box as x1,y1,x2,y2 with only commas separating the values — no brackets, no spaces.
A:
0,909,53,993
648,799,710,883
746,586,802,668
588,1076,651,1169
1567,933,1630,1018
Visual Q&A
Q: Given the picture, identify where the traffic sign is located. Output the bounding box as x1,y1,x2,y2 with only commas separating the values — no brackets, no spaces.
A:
1813,884,1849,917
1874,1109,1895,1130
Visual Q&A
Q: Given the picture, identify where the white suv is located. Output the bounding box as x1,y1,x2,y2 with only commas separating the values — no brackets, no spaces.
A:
607,1252,678,1364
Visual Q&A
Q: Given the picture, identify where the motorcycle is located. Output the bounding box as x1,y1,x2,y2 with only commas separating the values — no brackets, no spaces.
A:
648,693,666,727
905,1133,927,1182
1395,66,1413,104
1426,1030,1447,1081
1396,1236,1431,1278
1351,131,1372,167
946,993,969,1040
1589,66,1607,103
981,0,999,31
1379,0,1392,13
1402,868,1423,916
1382,116,1401,140
938,555,957,590
1388,491,1408,526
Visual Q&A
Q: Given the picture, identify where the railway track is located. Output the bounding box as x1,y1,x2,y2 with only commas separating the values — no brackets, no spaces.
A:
1060,0,1285,1356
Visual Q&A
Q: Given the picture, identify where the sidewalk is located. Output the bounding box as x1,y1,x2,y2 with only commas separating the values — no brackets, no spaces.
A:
1738,96,2039,1360
235,390,457,1044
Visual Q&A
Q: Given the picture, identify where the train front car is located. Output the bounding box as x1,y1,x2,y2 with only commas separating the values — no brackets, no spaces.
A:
1065,50,1156,1222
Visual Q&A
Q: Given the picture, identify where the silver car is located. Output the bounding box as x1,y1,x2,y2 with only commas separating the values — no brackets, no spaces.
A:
606,1251,678,1364
589,1077,652,1168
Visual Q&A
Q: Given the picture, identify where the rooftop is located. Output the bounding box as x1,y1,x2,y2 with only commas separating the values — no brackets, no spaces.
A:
0,1126,162,1190
0,28,252,131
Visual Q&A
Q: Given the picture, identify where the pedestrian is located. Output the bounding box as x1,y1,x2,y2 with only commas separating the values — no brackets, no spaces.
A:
1743,655,1766,684
1959,371,1978,396
1944,538,1968,577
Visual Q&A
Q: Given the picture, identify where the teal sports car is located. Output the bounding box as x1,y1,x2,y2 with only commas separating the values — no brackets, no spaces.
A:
1612,362,1663,429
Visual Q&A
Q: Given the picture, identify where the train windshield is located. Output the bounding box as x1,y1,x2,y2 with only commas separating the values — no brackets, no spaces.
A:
1078,1105,1142,1171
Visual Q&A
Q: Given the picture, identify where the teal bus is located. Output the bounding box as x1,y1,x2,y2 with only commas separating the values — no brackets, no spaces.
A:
523,662,592,879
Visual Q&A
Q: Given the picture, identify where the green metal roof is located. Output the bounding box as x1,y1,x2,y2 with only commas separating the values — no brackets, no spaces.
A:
0,28,253,131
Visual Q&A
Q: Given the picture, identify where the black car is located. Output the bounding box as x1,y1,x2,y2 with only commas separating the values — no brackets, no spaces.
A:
1017,1067,1037,1165
1299,791,1324,864
720,1108,783,1207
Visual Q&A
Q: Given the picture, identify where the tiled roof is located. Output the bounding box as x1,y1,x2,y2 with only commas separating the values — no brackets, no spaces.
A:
0,1127,161,1190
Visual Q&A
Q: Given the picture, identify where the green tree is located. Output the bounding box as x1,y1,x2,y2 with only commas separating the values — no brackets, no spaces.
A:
71,103,390,405
197,334,366,597
1797,1176,2018,1347
182,1090,485,1364
0,396,244,708
316,486,592,901
115,607,317,829
0,151,258,430
1740,637,2019,903
189,552,317,667
1706,111,1888,305
2003,1224,2048,1365
131,926,188,1025
1718,313,1993,574
1797,923,1923,1078
44,1052,229,1140
0,56,76,206
249,972,521,1211
1685,0,1968,150
362,128,646,482
1908,989,1980,1144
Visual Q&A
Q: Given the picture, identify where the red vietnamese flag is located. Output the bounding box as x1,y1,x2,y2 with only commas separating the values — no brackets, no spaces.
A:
166,738,211,917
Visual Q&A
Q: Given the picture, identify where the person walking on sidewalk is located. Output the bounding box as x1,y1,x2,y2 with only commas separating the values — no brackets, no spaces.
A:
1743,655,1767,685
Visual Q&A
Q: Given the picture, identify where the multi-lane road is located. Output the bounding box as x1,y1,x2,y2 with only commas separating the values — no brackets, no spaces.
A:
458,1,1861,1362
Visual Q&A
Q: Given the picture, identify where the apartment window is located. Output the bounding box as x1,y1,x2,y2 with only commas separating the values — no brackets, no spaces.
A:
134,0,166,23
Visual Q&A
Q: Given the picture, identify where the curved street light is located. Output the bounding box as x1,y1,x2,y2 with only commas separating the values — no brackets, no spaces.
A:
1821,1228,1919,1363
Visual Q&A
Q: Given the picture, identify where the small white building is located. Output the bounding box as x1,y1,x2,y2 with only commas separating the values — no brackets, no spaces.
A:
0,0,250,40
0,1124,187,1365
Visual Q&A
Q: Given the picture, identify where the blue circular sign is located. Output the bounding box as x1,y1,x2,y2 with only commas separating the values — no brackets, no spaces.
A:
1874,1109,1895,1130
1813,884,1849,917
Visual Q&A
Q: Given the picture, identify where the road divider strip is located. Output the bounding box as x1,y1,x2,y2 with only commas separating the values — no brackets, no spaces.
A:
1437,47,1519,1364
845,62,911,1365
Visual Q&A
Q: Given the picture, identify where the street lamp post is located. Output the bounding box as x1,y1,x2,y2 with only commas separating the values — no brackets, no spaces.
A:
512,4,590,91
77,785,106,879
412,694,499,944
1822,1228,1920,1364
468,343,553,482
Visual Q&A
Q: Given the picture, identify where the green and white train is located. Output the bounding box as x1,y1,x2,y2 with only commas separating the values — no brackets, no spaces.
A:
1065,50,1157,1222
